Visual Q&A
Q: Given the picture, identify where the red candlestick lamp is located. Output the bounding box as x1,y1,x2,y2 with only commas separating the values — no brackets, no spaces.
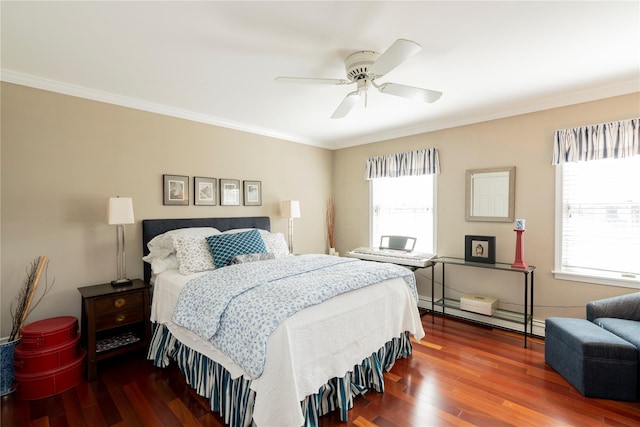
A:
512,219,528,269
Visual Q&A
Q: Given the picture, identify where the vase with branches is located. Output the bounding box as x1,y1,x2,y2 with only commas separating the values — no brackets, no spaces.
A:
9,256,54,341
1,256,53,396
326,198,337,255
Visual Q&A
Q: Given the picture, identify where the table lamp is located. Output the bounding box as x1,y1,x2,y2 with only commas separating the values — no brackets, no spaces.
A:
281,200,301,254
108,197,134,286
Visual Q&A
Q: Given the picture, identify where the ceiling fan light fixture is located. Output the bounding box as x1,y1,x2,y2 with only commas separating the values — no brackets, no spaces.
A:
356,79,370,93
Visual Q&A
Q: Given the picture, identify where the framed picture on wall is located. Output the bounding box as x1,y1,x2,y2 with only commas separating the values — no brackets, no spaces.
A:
163,174,189,206
464,235,496,264
243,180,262,206
194,177,217,206
220,179,240,206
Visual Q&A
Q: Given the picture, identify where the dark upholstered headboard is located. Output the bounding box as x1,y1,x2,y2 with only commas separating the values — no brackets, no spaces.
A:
142,216,271,283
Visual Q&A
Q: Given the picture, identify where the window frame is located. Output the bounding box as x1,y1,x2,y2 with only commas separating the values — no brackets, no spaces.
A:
368,174,437,254
553,163,640,289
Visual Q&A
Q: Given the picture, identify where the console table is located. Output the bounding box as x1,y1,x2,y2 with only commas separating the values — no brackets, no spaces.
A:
429,257,535,347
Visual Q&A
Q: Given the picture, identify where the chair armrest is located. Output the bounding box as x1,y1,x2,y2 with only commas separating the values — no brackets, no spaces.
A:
586,292,640,322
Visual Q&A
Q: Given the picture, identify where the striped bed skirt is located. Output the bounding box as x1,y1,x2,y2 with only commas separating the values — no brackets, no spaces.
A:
147,324,413,427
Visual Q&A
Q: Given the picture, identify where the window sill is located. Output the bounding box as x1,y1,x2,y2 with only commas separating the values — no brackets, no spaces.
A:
553,270,639,289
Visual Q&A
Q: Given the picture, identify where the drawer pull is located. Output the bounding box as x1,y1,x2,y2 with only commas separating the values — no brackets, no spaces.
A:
115,313,126,323
114,298,126,309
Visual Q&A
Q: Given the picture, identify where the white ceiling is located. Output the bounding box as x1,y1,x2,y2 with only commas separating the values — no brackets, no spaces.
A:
2,1,639,150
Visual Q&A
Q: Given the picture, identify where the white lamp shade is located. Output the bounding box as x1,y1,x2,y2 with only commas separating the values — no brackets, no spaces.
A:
281,200,301,218
108,197,135,225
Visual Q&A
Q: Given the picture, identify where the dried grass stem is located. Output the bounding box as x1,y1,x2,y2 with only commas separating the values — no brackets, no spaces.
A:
326,198,335,249
9,256,54,341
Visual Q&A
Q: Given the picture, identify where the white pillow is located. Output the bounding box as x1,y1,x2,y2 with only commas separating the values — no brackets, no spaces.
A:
223,228,290,257
260,232,290,258
142,253,179,275
147,227,220,259
173,234,217,275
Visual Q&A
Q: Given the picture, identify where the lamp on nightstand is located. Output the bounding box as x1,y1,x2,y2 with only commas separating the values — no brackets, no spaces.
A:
107,197,134,286
281,200,301,254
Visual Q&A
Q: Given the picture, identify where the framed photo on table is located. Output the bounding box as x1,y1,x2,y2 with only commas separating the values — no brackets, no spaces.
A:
464,235,496,264
220,179,240,206
163,174,189,206
243,180,262,206
194,177,217,206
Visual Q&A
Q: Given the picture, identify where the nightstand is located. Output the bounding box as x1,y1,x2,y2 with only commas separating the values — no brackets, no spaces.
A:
77,279,151,380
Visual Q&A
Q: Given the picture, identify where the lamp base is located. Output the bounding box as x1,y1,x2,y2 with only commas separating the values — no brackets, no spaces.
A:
511,229,528,269
111,279,132,287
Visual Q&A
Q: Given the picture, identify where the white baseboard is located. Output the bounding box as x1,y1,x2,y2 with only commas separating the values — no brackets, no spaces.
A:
419,296,546,338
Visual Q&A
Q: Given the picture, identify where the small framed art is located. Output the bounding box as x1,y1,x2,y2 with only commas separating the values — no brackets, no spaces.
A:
163,174,189,206
243,180,262,206
194,177,217,206
464,235,496,264
220,178,240,206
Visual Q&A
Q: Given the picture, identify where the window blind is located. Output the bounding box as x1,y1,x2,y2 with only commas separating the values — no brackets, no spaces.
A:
560,157,640,279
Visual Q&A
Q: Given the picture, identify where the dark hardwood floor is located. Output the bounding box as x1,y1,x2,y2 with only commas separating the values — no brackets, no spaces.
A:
2,314,639,426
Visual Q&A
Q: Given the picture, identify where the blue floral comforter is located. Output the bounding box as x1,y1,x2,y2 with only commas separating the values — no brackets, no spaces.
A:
172,254,417,379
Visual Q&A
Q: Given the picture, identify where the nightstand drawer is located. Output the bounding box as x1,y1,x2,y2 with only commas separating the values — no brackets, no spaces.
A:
94,292,143,315
95,308,143,331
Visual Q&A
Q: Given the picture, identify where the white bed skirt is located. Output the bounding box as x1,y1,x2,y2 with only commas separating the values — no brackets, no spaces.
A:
148,324,413,427
149,271,425,426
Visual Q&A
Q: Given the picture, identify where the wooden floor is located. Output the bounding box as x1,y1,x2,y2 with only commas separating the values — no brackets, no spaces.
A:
2,314,639,427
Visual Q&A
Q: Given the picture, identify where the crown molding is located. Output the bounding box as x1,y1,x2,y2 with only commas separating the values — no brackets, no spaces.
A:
1,69,332,149
331,79,640,150
3,69,637,151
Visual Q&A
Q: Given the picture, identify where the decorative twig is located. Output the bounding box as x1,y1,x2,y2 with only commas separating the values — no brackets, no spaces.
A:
9,256,54,341
326,197,335,249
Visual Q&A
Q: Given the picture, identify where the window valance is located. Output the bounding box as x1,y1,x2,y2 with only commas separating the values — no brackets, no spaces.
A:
365,148,440,179
552,118,639,165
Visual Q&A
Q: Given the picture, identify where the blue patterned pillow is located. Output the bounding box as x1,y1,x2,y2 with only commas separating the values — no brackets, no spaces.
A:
206,229,267,268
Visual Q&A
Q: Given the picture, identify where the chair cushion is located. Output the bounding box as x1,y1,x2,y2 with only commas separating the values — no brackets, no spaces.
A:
545,317,637,360
592,318,640,349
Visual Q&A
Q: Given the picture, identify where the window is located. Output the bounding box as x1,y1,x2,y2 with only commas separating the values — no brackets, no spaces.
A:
370,175,436,254
555,156,640,288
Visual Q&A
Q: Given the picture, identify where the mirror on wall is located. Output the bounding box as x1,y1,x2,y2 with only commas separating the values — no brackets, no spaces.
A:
465,166,515,222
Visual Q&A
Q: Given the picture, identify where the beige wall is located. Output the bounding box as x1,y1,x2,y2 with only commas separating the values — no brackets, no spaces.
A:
2,82,638,337
1,83,333,336
334,93,640,320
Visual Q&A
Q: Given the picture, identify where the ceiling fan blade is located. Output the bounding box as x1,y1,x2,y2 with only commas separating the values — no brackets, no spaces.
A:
369,39,421,77
275,77,350,85
331,91,360,119
377,82,442,103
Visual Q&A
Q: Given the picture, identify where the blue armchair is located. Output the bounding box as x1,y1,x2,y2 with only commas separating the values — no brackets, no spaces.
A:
545,292,640,401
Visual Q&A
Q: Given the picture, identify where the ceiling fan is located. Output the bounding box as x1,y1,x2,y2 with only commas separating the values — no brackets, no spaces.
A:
275,39,443,119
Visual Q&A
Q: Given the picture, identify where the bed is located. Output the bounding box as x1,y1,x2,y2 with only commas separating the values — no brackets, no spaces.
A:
143,216,425,427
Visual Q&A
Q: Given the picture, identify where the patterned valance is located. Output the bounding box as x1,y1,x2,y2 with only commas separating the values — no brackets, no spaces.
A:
552,118,639,165
365,148,440,179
